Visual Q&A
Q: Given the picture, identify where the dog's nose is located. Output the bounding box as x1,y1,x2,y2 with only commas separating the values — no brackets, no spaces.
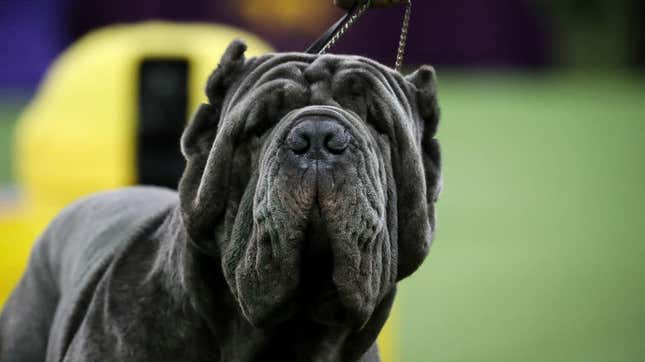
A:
287,117,349,157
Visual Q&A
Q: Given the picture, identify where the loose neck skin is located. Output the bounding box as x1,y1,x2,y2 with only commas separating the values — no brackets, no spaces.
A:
149,206,395,361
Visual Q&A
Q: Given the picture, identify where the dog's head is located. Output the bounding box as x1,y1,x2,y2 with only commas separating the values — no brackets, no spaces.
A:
179,40,441,330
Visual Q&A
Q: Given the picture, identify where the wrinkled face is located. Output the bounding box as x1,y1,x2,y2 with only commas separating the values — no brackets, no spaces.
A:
231,106,393,329
179,41,441,330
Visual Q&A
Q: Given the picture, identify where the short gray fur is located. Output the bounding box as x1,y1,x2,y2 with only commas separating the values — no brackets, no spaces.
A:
0,40,441,361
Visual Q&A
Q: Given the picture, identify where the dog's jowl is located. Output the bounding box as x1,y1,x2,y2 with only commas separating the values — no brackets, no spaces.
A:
0,40,441,362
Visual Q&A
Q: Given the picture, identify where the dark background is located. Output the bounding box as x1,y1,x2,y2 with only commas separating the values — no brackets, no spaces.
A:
1,0,644,89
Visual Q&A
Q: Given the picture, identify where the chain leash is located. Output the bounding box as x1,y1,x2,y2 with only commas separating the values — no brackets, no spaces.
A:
394,0,412,71
318,1,373,54
311,0,412,72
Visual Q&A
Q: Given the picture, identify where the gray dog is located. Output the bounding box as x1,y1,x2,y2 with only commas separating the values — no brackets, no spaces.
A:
0,40,441,361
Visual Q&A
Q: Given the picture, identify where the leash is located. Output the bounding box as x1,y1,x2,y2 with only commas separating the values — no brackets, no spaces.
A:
305,0,412,72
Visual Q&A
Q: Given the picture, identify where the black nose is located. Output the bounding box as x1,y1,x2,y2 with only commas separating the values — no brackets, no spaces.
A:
287,117,349,157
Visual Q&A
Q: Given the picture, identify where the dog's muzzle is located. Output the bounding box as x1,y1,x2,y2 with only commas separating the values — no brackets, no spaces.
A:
282,107,355,175
242,105,384,329
287,116,350,158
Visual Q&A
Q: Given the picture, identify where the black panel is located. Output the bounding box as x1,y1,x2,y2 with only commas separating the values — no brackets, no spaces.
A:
137,58,188,189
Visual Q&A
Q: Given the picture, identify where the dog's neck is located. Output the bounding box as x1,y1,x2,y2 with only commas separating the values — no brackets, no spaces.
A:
148,206,393,361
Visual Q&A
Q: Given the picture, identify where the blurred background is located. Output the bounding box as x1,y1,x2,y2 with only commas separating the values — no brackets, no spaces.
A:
1,0,644,361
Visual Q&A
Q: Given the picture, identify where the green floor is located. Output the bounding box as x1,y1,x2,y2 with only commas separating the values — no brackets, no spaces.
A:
1,73,644,361
0,100,23,185
397,72,645,361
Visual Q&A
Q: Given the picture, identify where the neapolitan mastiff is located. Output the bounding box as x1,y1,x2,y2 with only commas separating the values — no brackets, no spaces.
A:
0,40,441,361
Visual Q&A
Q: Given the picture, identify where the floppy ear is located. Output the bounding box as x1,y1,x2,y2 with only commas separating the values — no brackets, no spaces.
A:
407,65,441,203
395,65,442,280
179,40,248,246
180,39,248,158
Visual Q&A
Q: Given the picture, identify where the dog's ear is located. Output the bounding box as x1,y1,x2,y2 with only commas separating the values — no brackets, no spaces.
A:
179,40,248,244
407,65,441,202
407,65,439,140
394,65,442,280
181,40,248,158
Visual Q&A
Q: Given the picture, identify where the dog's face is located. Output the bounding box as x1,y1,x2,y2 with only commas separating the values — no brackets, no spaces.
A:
179,41,441,330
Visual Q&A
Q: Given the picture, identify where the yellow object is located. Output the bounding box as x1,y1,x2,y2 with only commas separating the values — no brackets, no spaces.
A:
18,22,273,209
239,0,335,34
0,21,273,305
378,308,397,361
0,21,396,361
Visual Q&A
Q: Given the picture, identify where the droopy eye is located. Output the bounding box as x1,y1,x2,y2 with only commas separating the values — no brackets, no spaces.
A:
242,82,307,138
333,73,366,97
333,76,368,121
365,107,391,137
243,98,278,137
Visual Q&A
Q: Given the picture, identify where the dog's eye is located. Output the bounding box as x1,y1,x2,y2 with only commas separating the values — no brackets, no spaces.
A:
333,80,368,121
331,72,397,140
333,74,366,98
242,82,308,139
346,78,366,97
365,109,391,137
243,101,278,138
242,88,288,137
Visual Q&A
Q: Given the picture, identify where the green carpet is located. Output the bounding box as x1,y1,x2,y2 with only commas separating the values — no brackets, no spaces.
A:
398,72,645,361
0,100,24,186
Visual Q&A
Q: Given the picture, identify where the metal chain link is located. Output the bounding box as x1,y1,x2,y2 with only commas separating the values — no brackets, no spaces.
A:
318,0,412,72
318,0,373,54
394,0,412,72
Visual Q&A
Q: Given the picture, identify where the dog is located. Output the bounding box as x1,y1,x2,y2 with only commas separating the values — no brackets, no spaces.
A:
0,40,441,361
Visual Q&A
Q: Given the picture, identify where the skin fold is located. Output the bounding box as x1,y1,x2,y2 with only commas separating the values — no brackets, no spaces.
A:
0,40,441,362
